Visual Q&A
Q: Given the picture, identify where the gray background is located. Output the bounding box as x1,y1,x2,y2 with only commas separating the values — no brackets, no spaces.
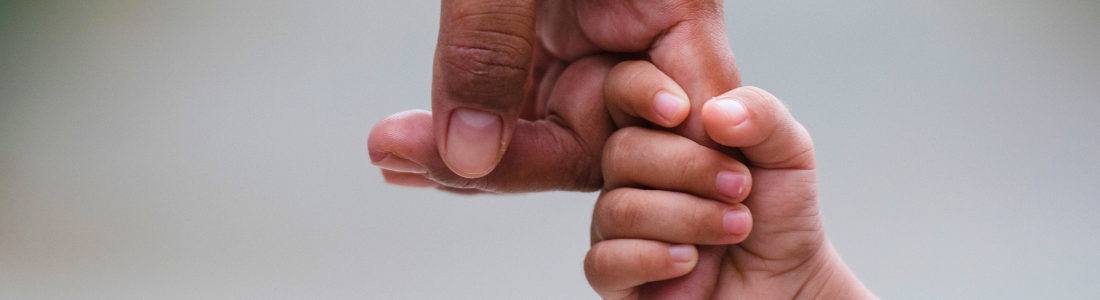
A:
2,0,1098,299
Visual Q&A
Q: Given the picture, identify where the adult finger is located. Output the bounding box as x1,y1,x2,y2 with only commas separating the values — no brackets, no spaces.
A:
603,127,751,204
433,0,538,178
380,170,438,188
603,61,690,128
701,86,815,170
585,240,697,300
371,110,600,193
593,188,752,245
378,169,493,195
370,57,617,193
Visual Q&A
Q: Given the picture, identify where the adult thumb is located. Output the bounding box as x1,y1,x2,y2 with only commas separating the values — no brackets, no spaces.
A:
432,0,538,178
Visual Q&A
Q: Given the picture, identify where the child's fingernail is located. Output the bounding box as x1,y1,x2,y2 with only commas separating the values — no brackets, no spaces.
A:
712,98,748,126
723,209,751,235
445,108,503,178
654,91,686,124
372,153,428,174
668,244,696,263
716,171,746,200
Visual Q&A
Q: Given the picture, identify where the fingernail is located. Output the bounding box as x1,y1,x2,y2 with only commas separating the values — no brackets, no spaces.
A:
654,91,686,124
712,98,748,126
668,244,695,263
372,153,428,174
445,108,503,178
381,170,438,188
716,171,746,200
723,209,751,235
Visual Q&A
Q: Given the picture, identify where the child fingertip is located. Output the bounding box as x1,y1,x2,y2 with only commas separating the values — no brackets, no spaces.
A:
710,98,748,127
668,244,697,263
654,91,687,126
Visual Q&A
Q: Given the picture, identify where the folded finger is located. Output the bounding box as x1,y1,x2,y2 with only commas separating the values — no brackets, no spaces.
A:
603,60,690,128
593,188,751,245
585,240,697,300
602,127,751,203
702,86,815,169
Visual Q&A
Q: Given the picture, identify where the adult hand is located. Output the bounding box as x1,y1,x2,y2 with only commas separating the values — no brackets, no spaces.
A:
370,54,623,193
377,0,739,182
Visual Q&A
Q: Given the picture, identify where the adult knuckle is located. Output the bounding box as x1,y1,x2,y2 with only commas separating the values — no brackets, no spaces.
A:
553,119,605,192
571,155,604,192
442,36,530,82
440,2,536,105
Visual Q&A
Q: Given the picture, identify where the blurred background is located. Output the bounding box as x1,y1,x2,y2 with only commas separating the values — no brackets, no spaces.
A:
1,0,1098,299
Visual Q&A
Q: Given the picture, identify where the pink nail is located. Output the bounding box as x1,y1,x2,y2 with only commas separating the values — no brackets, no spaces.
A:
445,108,503,178
723,209,751,235
668,244,695,263
654,91,685,124
712,98,747,126
716,171,746,200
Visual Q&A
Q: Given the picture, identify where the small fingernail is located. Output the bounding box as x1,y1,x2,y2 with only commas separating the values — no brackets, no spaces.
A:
372,153,428,174
668,244,695,263
712,98,748,126
723,209,751,235
716,171,746,200
445,108,503,178
654,91,686,124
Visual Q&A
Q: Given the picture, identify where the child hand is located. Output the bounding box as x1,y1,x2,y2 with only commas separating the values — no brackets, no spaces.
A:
585,61,875,300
